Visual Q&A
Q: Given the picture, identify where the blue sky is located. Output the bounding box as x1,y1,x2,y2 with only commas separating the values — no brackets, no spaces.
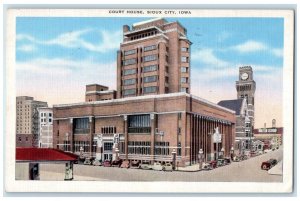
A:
16,17,284,127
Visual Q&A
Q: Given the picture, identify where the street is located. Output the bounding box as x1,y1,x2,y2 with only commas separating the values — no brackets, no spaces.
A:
40,147,283,182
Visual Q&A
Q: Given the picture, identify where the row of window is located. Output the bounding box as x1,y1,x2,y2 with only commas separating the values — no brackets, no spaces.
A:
123,86,158,96
123,65,162,76
41,113,52,117
129,30,158,41
101,126,117,134
123,75,159,86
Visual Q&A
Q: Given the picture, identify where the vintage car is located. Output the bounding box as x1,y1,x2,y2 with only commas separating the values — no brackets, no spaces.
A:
120,160,130,168
261,159,278,170
152,162,163,171
209,160,218,169
217,159,225,167
102,160,112,167
202,162,213,170
232,156,241,162
111,159,123,167
83,158,92,165
92,159,102,166
131,160,140,168
139,162,152,170
162,162,173,171
224,157,231,165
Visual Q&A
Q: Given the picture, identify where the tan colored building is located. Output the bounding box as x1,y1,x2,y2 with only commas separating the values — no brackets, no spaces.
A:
38,107,53,148
253,127,283,148
117,18,191,98
85,84,116,102
16,96,48,147
53,93,235,166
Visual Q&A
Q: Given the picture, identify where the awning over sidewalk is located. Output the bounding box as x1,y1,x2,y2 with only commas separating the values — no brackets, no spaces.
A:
16,148,78,163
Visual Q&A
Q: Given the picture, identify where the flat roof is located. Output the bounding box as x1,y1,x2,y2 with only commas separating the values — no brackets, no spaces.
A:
53,92,235,114
132,17,165,27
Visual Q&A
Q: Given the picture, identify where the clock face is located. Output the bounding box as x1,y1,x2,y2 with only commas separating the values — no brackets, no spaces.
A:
241,72,249,80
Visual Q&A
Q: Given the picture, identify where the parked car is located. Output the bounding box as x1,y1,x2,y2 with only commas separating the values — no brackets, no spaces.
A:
120,160,130,168
131,160,140,168
139,162,152,170
217,159,225,167
261,159,278,170
111,159,123,167
162,162,173,171
153,162,163,171
209,160,217,169
224,157,231,165
93,159,102,166
83,158,92,165
232,156,240,162
102,160,112,167
202,162,213,170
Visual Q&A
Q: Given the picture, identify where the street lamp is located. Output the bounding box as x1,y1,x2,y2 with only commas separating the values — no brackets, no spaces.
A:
171,149,177,171
221,147,225,159
115,147,119,160
230,145,234,160
198,149,204,170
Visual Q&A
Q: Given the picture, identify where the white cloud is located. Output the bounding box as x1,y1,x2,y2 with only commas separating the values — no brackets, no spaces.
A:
271,48,283,57
232,40,267,53
17,44,36,52
192,49,229,68
16,28,122,53
217,31,231,42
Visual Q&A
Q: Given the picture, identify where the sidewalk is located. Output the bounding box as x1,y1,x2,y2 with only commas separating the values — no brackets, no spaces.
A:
177,164,202,172
268,160,283,175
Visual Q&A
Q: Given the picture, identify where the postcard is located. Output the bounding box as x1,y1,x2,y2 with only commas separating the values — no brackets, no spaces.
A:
5,8,294,193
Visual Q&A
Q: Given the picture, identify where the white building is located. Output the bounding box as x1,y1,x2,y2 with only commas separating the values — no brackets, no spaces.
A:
37,107,53,148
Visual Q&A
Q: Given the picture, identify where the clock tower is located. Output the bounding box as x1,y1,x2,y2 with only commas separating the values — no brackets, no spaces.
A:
236,66,256,135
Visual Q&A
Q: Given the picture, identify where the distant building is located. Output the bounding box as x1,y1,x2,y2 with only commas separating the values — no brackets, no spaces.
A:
218,98,251,155
16,96,48,147
85,84,116,102
37,107,53,148
253,126,283,149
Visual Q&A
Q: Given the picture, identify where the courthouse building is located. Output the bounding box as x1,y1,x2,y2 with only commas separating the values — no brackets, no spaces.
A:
53,18,236,166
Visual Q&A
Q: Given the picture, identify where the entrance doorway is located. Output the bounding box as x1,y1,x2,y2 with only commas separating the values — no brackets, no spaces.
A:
104,153,113,161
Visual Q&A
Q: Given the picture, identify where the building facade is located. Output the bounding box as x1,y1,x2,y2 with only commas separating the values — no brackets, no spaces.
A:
117,18,191,98
16,96,48,147
218,98,251,155
37,107,53,148
52,18,236,167
253,127,283,149
53,93,235,166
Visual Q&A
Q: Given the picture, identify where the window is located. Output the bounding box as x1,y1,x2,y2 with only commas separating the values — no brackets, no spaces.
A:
63,140,71,152
128,141,151,155
155,142,170,155
143,86,157,94
142,65,158,72
144,45,156,51
49,118,52,123
178,142,182,156
181,56,189,62
181,77,188,83
123,78,136,86
143,75,157,83
25,137,28,141
18,137,22,142
123,68,136,76
104,142,114,151
181,67,188,73
101,126,116,134
49,113,52,117
143,55,157,62
123,58,136,66
181,87,188,93
181,47,188,52
128,115,151,133
124,49,136,56
74,141,90,152
178,113,182,120
123,88,136,96
74,118,89,134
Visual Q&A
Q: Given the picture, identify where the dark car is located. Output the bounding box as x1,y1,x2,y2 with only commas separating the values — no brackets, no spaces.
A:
224,157,231,165
111,159,123,167
261,159,278,170
102,160,112,167
217,159,225,167
131,160,140,168
209,160,217,169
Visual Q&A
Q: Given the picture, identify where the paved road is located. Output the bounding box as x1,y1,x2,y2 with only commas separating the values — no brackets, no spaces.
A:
40,147,283,182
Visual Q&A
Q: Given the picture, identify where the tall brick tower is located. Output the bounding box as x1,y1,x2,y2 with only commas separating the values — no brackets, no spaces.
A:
236,66,256,143
116,18,192,98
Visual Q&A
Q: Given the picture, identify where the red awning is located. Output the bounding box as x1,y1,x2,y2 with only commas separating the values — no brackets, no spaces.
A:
16,148,78,162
